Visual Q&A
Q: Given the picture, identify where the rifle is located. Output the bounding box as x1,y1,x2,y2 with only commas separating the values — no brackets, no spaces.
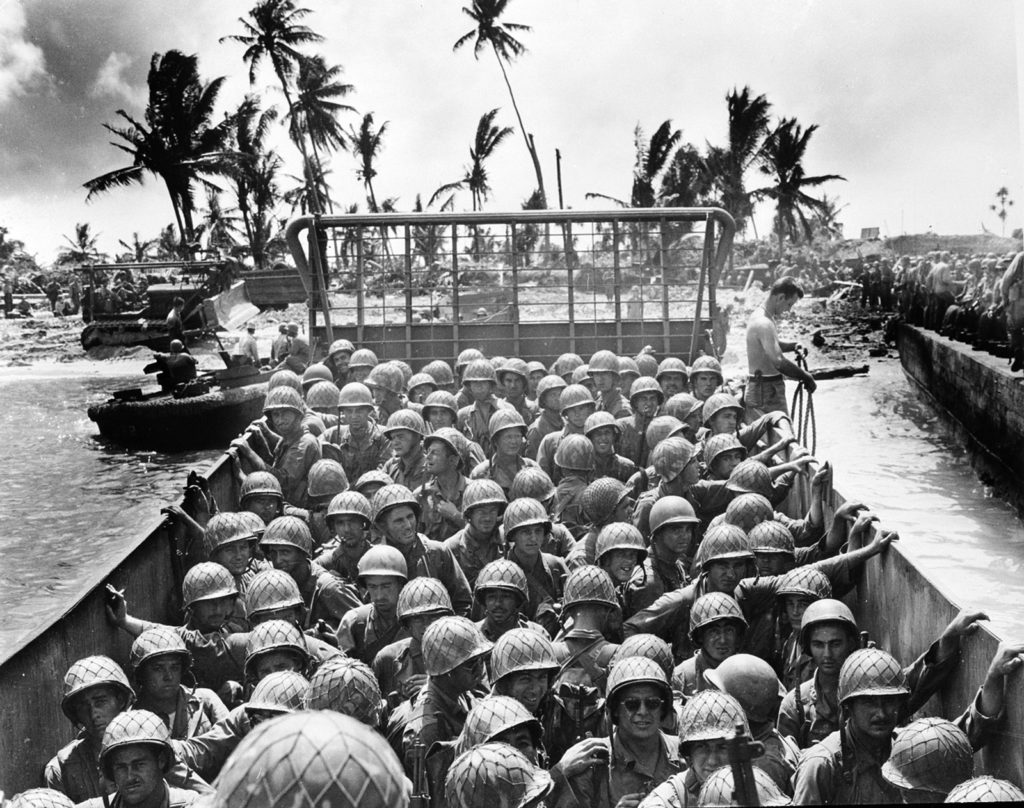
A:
409,740,430,808
727,721,765,807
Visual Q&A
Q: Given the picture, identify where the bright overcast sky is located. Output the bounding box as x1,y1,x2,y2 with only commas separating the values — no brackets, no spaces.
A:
1,0,1021,263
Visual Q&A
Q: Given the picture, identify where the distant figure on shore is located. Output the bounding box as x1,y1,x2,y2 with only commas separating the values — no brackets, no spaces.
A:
233,322,260,367
745,276,815,420
276,322,310,374
1001,251,1024,372
271,323,290,364
166,296,186,345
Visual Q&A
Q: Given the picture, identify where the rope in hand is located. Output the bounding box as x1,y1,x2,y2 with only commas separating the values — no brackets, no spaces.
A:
790,345,817,456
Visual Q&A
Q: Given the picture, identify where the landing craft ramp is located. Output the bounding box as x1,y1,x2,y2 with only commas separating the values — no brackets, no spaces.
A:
283,208,736,363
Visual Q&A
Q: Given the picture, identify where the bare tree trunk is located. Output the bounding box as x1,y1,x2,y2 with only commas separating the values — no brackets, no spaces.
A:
492,45,546,207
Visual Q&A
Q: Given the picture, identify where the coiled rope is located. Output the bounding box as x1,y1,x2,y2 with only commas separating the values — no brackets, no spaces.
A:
790,346,817,455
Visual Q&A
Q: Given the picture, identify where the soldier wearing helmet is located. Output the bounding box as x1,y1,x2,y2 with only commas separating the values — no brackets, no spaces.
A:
594,523,647,595
314,491,373,582
423,392,488,471
509,466,577,558
551,433,594,540
415,427,470,542
371,483,473,616
335,545,409,664
498,357,540,426
366,361,409,424
570,478,633,572
238,471,284,525
586,411,637,484
672,593,747,699
382,408,429,491
624,496,699,618
446,742,553,808
695,766,790,807
202,511,269,596
662,392,705,441
504,498,570,637
550,351,584,383
324,338,355,385
536,383,597,485
553,657,682,808
657,356,689,399
470,409,538,495
589,349,632,419
319,382,391,484
423,358,457,393
301,363,334,395
474,559,545,642
456,358,513,457
305,656,383,728
274,322,310,374
773,565,833,690
490,628,559,718
525,359,546,397
304,380,342,431
453,695,546,771
525,375,568,461
407,372,438,405
615,376,665,468
632,436,700,538
444,479,508,588
617,356,641,398
301,458,349,549
688,355,725,403
553,566,622,683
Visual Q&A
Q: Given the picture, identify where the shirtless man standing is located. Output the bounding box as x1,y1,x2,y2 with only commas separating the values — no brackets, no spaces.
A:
745,276,815,420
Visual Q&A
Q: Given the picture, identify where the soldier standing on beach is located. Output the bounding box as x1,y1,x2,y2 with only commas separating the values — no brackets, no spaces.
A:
745,276,816,420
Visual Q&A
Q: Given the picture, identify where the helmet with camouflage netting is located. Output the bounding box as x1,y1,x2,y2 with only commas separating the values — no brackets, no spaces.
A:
697,764,790,807
263,386,304,416
370,484,421,525
245,570,304,618
689,592,748,643
474,559,529,606
944,776,1024,802
247,671,309,715
775,566,831,601
454,695,543,756
462,479,508,516
445,743,553,808
838,648,910,705
306,459,349,499
456,348,485,374
326,491,372,525
628,376,665,407
701,392,744,427
422,359,455,387
694,524,754,571
303,657,383,726
130,627,191,673
397,577,454,622
267,369,302,393
595,522,647,565
703,433,747,468
305,381,341,410
651,436,696,483
422,616,493,676
260,516,313,557
490,628,558,683
725,494,774,533
182,561,239,608
240,471,283,504
348,348,379,371
748,521,795,556
726,460,773,497
510,466,556,502
337,382,374,409
98,710,173,777
382,409,426,439
61,655,135,723
555,434,593,472
581,477,629,525
244,620,310,678
8,790,76,808
689,355,724,385
610,634,674,678
503,497,551,538
462,358,498,385
656,356,689,382
663,392,704,422
561,565,619,612
881,717,973,795
678,690,750,747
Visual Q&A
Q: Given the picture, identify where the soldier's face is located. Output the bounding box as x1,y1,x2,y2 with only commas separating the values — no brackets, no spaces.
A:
350,366,370,383
73,685,125,739
190,595,236,632
468,381,494,402
755,552,792,577
503,671,550,714
656,524,695,559
389,430,419,458
138,656,184,702
784,596,813,630
269,409,301,436
109,746,165,807
528,371,546,397
633,392,661,417
659,373,686,396
589,427,616,457
451,654,486,692
369,385,388,406
382,506,419,546
510,525,545,559
502,374,527,398
408,385,433,404
710,450,745,480
331,515,369,548
565,403,595,430
244,495,280,525
709,410,738,435
266,545,307,577
494,726,539,765
620,372,639,397
483,590,520,625
699,621,741,664
591,371,618,394
346,406,372,429
424,443,458,475
691,373,719,400
364,576,402,615
252,651,303,682
212,541,251,577
614,683,664,741
808,626,857,676
601,549,640,584
540,389,562,411
405,612,444,643
496,430,524,457
687,739,730,784
848,695,902,740
705,559,749,594
469,504,501,536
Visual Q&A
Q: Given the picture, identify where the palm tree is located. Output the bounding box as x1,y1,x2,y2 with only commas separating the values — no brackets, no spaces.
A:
811,193,847,241
462,108,514,211
288,55,354,156
347,113,388,212
57,223,104,265
991,186,1014,236
716,87,772,232
84,51,235,245
200,188,243,253
586,120,681,209
222,0,324,212
117,232,157,262
453,0,546,205
227,96,283,268
752,117,845,255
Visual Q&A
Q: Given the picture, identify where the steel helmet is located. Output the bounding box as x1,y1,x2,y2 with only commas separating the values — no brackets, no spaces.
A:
244,620,310,677
678,690,750,746
701,392,744,427
182,561,239,607
260,516,314,557
327,338,355,358
775,566,831,601
356,545,408,583
838,648,910,705
456,348,486,373
268,369,302,393
303,657,383,725
571,364,591,385
694,524,754,571
98,710,173,777
307,459,349,499
423,427,466,468
455,696,543,757
498,357,530,384
488,408,528,441
656,356,689,382
392,360,414,387
204,511,259,556
609,634,674,678
605,656,672,715
595,522,647,565
397,577,454,622
247,670,309,714
245,570,304,617
798,599,858,654
510,467,556,503
704,653,786,725
726,460,773,497
445,743,553,808
881,717,973,795
651,436,696,483
581,477,629,525
561,565,619,612
559,383,596,414
526,360,547,376
130,627,191,673
635,351,659,377
627,375,665,407
554,433,594,471
305,380,341,410
584,410,620,438
263,386,304,416
589,349,621,375
211,711,409,808
664,392,704,422
645,415,686,449
354,469,395,496
240,471,283,505
337,382,374,409
503,498,551,538
944,776,1024,802
724,493,774,532
490,628,559,682
421,389,459,419
8,790,76,808
326,491,372,525
302,363,334,389
422,616,493,676
348,347,378,370
370,484,421,524
689,355,724,384
649,495,700,535
366,362,405,395
382,409,426,440
703,433,747,468
697,765,790,807
421,359,455,387
462,358,497,385
551,352,584,379
407,372,437,395
61,656,135,723
474,559,529,605
236,510,267,542
618,356,640,377
535,374,568,406
689,592,748,643
748,521,795,556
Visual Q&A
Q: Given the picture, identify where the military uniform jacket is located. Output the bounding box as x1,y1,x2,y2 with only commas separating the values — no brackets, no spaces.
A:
476,614,547,643
526,409,564,460
444,526,505,589
383,444,429,492
536,424,585,485
592,452,637,484
171,704,251,783
617,413,655,468
415,475,468,542
373,636,425,709
457,397,511,457
624,556,690,619
78,784,199,808
670,649,714,698
299,560,363,629
136,685,229,741
319,422,391,484
403,679,478,759
510,550,568,634
470,454,539,496
638,769,701,807
400,534,474,616
336,602,407,664
506,395,540,427
792,725,900,805
596,389,632,419
270,429,321,506
554,475,589,540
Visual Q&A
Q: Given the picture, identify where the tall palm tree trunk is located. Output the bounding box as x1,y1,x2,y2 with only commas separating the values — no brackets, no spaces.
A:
491,44,545,206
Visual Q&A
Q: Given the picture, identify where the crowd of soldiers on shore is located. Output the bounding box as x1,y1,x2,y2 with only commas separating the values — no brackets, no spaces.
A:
10,333,1024,808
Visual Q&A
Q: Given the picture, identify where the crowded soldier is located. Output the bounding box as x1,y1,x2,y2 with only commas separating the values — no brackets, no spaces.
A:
15,338,1024,808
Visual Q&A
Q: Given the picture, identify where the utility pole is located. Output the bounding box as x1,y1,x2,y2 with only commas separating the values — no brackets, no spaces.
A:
556,148,565,209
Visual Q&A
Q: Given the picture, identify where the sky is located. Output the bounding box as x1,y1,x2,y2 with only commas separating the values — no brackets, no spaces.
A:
0,0,1021,264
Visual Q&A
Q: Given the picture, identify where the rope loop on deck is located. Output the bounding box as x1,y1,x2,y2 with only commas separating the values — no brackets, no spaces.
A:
790,347,817,456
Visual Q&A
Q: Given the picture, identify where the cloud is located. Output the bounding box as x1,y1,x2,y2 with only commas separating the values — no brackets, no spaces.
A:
89,51,144,105
0,0,51,105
